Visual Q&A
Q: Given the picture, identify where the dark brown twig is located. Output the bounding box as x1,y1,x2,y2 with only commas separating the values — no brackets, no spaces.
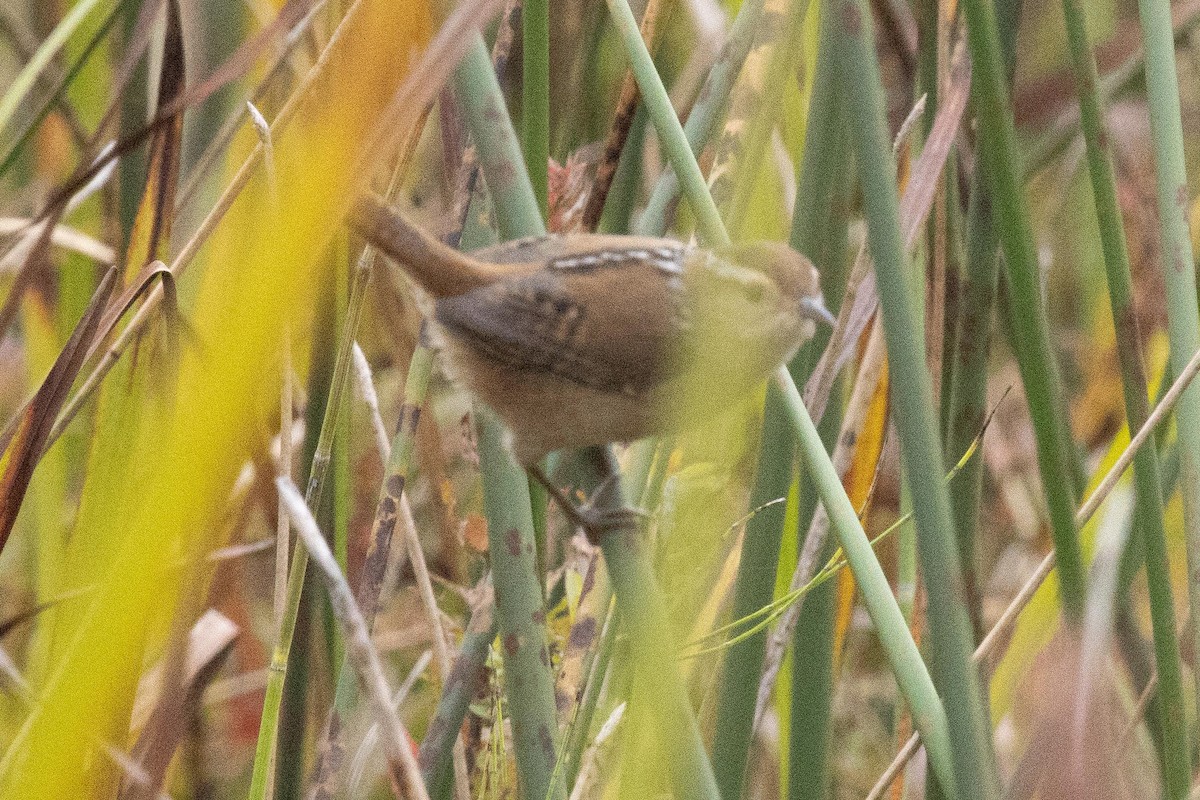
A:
579,0,670,231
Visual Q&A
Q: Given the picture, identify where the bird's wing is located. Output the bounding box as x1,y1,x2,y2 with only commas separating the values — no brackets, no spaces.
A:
434,251,690,395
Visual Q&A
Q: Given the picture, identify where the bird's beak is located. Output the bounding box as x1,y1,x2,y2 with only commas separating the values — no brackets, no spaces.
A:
800,296,837,327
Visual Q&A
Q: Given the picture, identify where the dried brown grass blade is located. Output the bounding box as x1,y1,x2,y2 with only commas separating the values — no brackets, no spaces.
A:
0,260,178,494
119,610,240,800
0,0,310,346
277,477,430,800
43,0,313,220
123,0,185,279
0,266,118,554
803,41,971,420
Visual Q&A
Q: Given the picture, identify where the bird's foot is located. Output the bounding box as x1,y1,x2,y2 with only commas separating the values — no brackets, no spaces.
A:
573,501,649,540
529,467,647,542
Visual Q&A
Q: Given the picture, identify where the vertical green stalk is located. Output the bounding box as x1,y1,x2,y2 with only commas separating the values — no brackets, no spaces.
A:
611,0,956,787
710,9,848,792
1133,0,1200,716
938,171,963,446
557,441,658,790
831,1,998,797
420,612,499,799
522,0,549,217
455,37,544,240
945,185,999,616
787,342,848,800
786,89,851,800
913,0,937,136
559,599,617,788
476,410,563,800
711,387,793,799
570,448,722,800
943,0,1023,640
331,237,351,681
455,32,565,800
1061,1,1189,794
636,0,765,235
957,0,1086,621
913,0,939,439
787,537,837,800
248,240,367,800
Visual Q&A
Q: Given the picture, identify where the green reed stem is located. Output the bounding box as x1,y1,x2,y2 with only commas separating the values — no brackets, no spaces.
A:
610,0,956,789
942,0,1023,641
958,0,1087,622
455,33,565,800
1061,1,1188,794
247,235,376,800
831,1,998,796
1132,0,1200,724
710,11,848,794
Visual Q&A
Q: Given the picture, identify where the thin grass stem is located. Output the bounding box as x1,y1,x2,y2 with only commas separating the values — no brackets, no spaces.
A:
1132,0,1200,725
831,2,999,795
1058,0,1189,793
610,0,958,788
958,0,1087,622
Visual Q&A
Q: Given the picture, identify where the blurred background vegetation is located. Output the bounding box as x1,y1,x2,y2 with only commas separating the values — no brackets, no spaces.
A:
1,0,1200,798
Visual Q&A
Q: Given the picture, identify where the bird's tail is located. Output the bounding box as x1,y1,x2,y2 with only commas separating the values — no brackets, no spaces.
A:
349,195,497,298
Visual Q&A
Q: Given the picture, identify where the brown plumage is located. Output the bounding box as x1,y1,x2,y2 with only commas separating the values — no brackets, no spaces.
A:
351,196,828,465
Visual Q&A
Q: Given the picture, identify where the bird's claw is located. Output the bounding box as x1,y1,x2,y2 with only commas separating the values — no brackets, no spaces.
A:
530,466,647,541
571,501,649,541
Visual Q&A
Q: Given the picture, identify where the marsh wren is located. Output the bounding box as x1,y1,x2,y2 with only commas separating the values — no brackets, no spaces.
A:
351,196,830,467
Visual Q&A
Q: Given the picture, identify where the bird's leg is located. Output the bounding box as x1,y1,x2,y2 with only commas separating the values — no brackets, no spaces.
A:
528,458,647,543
